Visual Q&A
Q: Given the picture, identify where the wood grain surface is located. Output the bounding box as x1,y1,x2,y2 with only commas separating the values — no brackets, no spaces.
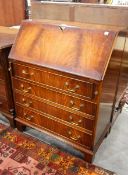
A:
9,20,118,81
0,0,27,26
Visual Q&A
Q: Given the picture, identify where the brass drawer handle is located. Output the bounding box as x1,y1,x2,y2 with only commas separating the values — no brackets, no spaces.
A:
22,70,34,76
22,98,32,107
69,100,74,107
68,131,80,141
94,91,98,96
69,115,82,126
69,101,84,111
20,84,32,93
24,113,34,121
65,82,80,93
70,121,82,126
69,136,80,141
24,102,32,107
23,88,31,93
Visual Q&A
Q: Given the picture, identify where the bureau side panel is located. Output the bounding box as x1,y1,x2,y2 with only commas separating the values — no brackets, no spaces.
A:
94,35,125,145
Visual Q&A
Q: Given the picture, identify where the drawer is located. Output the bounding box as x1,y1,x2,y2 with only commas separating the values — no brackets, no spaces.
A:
12,63,96,99
0,96,9,112
15,92,94,131
13,78,97,116
0,68,4,80
0,81,6,97
16,105,93,148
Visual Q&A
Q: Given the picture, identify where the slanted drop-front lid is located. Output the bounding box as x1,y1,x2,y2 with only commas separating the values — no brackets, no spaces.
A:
9,20,118,81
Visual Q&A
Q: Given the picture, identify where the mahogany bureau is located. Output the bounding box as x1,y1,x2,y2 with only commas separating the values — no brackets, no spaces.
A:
0,26,17,126
9,20,128,162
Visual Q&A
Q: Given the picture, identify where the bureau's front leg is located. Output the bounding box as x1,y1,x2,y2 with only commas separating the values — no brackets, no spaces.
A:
81,150,94,163
16,121,26,132
7,117,15,128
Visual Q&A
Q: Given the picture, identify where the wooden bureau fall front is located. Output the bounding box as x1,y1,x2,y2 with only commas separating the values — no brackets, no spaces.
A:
8,20,128,162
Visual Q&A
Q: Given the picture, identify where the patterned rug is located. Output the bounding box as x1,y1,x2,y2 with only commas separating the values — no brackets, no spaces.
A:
0,123,116,175
0,123,8,134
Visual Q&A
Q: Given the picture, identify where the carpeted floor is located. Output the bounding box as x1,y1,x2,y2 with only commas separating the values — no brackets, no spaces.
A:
0,123,115,175
0,105,128,175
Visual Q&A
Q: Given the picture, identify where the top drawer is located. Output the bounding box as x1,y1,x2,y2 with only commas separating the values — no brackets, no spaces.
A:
12,63,96,99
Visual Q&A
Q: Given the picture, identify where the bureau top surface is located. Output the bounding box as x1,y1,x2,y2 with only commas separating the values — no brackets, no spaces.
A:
9,20,118,81
0,26,18,49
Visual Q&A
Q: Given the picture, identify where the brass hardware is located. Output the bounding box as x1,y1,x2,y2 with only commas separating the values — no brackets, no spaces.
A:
70,136,80,141
94,91,98,95
69,115,73,120
22,98,25,102
69,100,74,107
20,84,24,88
24,103,30,107
78,119,82,123
20,84,31,93
80,104,84,108
71,107,79,111
65,82,69,86
65,82,80,92
23,87,31,93
70,122,79,126
68,131,72,135
75,85,80,89
22,70,34,76
68,89,75,92
68,115,82,126
22,98,32,107
68,131,80,141
70,119,83,126
24,113,33,121
69,101,84,111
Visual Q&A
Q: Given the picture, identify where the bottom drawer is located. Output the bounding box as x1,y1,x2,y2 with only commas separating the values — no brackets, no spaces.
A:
0,97,9,112
16,105,93,148
15,92,94,131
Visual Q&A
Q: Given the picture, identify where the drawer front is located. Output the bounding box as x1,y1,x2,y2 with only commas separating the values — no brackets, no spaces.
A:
0,97,9,112
16,105,93,148
12,63,95,99
0,68,4,80
15,92,94,131
0,81,6,97
13,78,97,116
